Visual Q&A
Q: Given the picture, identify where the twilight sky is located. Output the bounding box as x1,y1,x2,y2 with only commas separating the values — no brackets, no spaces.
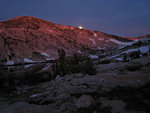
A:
0,0,150,37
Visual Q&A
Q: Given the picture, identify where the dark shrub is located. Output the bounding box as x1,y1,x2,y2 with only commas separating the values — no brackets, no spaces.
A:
80,58,97,75
129,50,141,59
125,64,141,71
65,54,96,75
51,51,97,77
123,53,129,62
32,52,45,61
98,54,106,59
100,59,111,64
57,49,66,76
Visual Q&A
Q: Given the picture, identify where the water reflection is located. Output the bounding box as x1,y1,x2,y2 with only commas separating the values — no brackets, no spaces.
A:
0,63,52,93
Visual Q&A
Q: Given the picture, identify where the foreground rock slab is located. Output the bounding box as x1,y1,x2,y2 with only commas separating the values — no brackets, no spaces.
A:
75,95,95,109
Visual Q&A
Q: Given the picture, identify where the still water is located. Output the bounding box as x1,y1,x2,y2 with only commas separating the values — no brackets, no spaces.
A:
0,63,52,93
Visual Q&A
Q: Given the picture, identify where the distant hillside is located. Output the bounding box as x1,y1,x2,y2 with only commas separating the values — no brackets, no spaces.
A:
125,34,150,41
0,16,133,65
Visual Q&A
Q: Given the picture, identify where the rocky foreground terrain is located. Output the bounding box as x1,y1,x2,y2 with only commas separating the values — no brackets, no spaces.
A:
0,53,150,113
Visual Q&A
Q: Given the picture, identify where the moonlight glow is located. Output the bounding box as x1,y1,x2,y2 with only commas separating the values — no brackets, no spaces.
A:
79,26,83,29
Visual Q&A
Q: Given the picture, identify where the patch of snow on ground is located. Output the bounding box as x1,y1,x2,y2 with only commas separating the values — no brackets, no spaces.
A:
110,54,121,59
41,65,51,71
97,47,104,50
93,33,97,37
24,58,33,63
6,61,14,65
118,46,126,49
24,64,33,69
121,46,149,54
89,38,96,45
122,48,138,54
98,38,104,41
111,46,150,59
46,57,55,61
109,39,135,45
41,52,49,57
78,50,82,53
111,48,138,58
139,46,150,54
30,94,43,98
48,29,53,33
114,57,123,61
89,55,99,59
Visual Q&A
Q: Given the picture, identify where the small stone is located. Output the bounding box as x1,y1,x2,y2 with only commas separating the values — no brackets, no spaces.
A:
39,97,54,105
55,93,70,101
136,80,141,83
75,95,95,109
55,75,61,81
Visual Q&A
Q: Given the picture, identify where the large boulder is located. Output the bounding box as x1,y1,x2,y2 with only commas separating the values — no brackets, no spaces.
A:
75,95,95,109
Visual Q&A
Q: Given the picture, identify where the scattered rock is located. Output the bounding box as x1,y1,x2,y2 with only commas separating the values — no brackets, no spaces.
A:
57,84,97,95
125,63,141,71
55,93,70,101
55,75,61,81
28,97,44,104
75,95,95,109
38,97,54,105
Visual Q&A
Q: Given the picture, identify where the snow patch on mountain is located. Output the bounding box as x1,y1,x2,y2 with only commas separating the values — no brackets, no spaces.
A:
41,52,49,57
48,29,53,33
77,50,82,54
109,39,134,46
122,48,139,54
111,46,150,59
46,57,55,61
114,57,123,61
122,46,149,54
89,55,99,59
97,47,104,50
24,64,33,69
24,58,33,63
6,61,14,65
93,33,97,37
41,65,51,71
98,38,104,41
137,46,150,54
29,94,43,98
89,38,96,45
118,46,126,49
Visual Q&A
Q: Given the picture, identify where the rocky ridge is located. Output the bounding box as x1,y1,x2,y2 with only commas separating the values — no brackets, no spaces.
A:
0,16,132,65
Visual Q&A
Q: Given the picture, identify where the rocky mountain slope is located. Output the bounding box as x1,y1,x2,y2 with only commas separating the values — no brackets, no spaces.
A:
0,16,132,65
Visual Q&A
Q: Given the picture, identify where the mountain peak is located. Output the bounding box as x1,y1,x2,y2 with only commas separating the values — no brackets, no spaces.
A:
2,16,44,22
0,16,55,30
0,16,135,65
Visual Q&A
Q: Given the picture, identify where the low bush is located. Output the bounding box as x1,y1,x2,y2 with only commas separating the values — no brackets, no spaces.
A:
125,64,141,71
100,59,111,64
65,54,97,75
51,50,97,77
